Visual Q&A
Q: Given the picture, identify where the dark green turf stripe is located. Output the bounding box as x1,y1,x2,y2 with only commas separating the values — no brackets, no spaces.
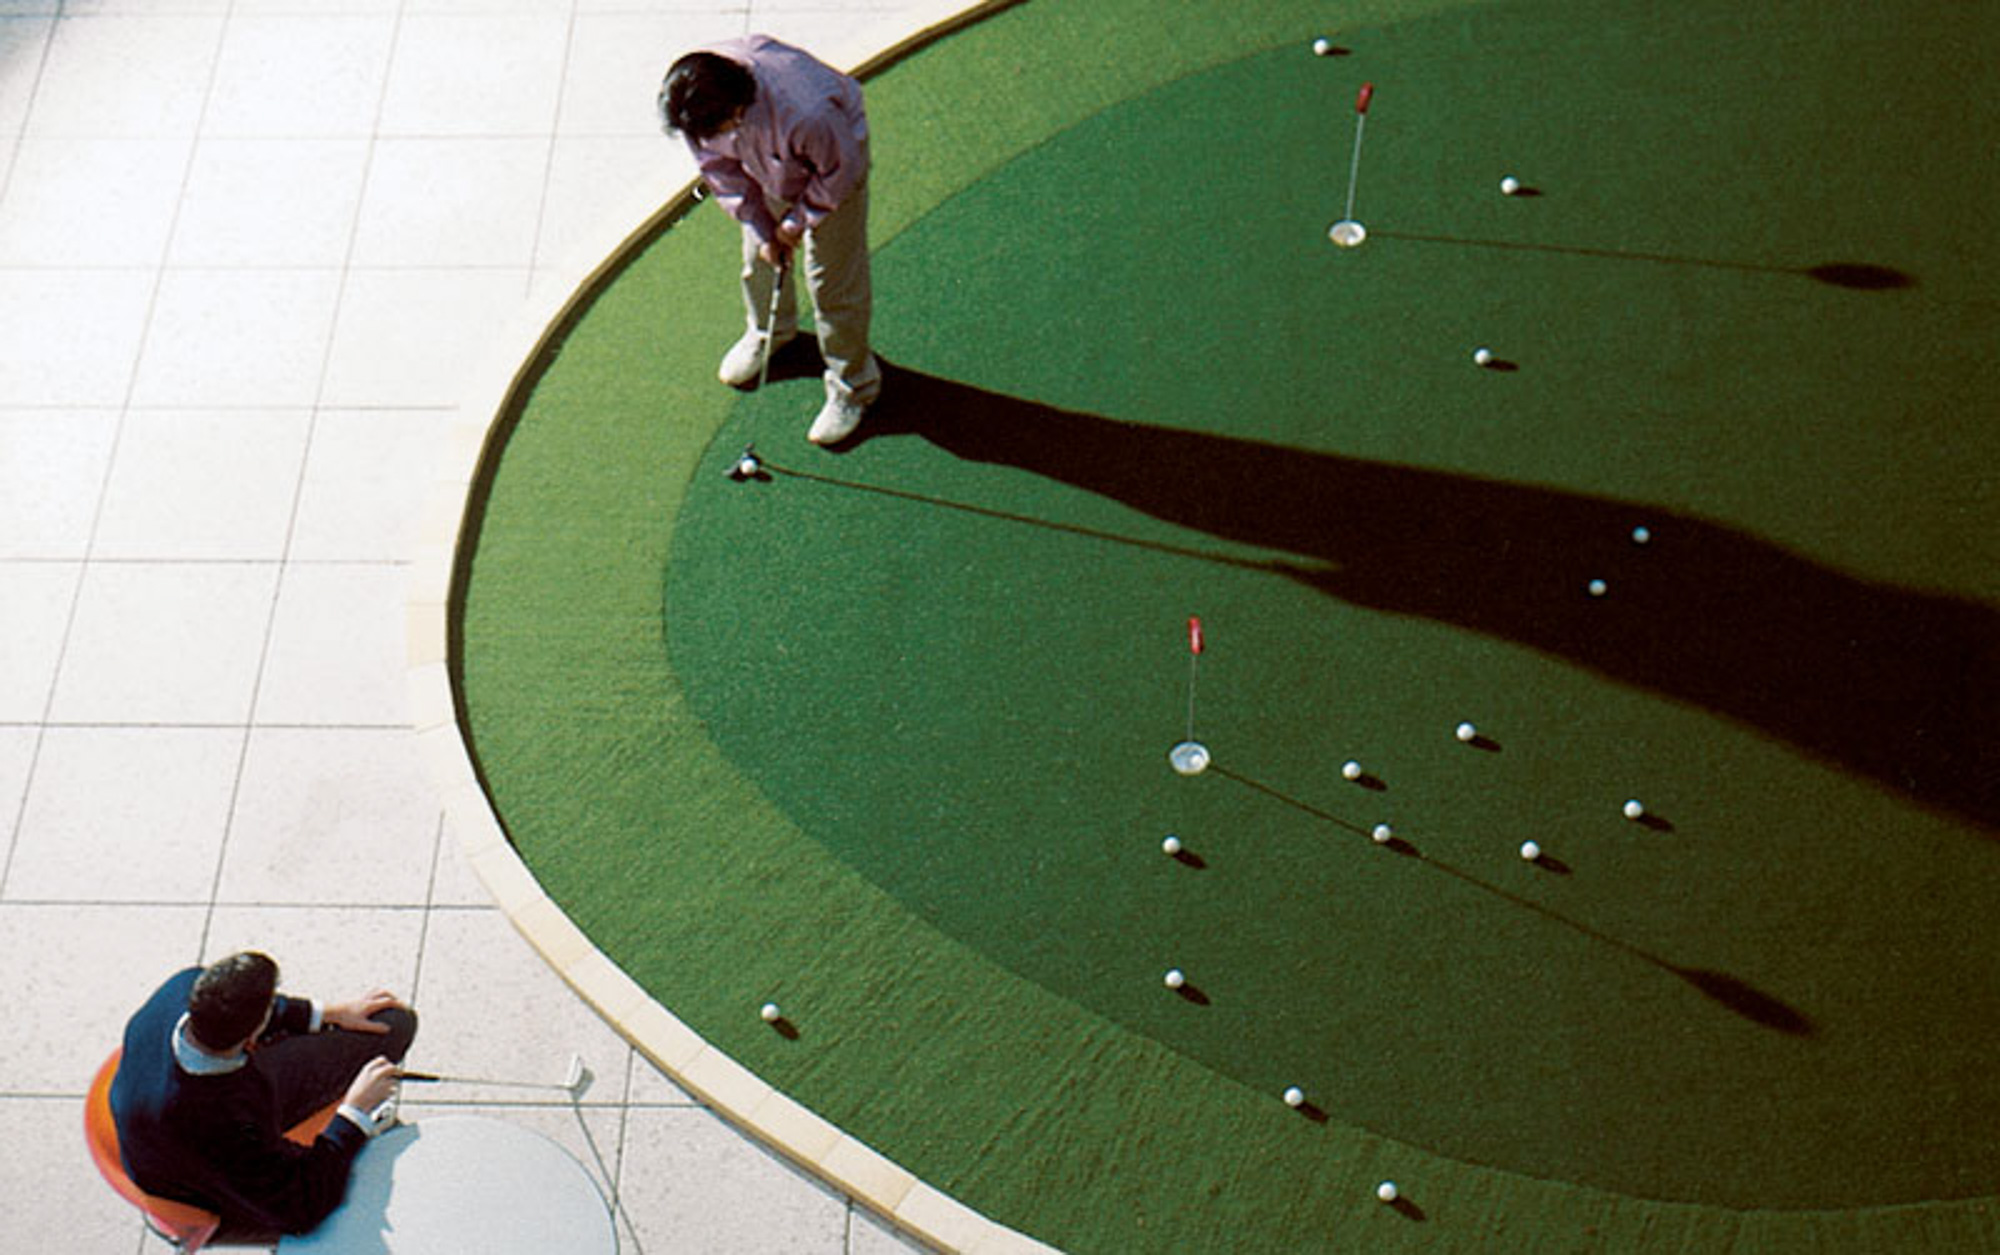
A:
458,0,2000,1249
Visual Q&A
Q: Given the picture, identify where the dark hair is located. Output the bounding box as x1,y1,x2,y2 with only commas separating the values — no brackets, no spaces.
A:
659,52,757,140
187,952,278,1051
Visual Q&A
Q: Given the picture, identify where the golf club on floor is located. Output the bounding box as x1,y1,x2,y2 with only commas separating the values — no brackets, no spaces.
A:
399,1053,591,1098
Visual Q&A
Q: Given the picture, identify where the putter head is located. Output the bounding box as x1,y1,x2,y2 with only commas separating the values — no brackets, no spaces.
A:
727,444,763,481
562,1053,592,1099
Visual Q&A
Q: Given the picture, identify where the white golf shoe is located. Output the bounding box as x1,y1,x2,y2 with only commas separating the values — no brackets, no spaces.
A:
717,329,793,387
807,391,868,445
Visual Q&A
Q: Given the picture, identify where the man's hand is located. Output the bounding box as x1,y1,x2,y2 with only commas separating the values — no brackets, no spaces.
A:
343,1056,400,1112
759,222,804,269
323,989,405,1035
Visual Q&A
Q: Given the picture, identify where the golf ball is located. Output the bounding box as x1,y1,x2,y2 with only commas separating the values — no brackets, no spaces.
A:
1342,760,1363,781
1473,347,1495,367
1500,176,1521,195
1312,36,1335,56
1371,823,1394,845
1588,578,1609,597
1520,840,1542,861
1283,1086,1306,1108
1377,1181,1400,1203
1624,799,1646,820
1162,834,1183,856
1164,968,1186,990
1455,722,1477,743
1632,525,1652,545
760,1002,781,1023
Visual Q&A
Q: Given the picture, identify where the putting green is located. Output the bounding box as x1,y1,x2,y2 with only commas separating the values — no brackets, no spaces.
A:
457,0,2000,1249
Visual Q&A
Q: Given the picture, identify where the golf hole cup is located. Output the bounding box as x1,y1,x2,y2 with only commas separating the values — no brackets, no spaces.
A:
1169,741,1211,776
1328,220,1367,248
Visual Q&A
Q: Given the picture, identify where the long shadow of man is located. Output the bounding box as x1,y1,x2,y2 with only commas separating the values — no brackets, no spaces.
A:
855,362,1999,834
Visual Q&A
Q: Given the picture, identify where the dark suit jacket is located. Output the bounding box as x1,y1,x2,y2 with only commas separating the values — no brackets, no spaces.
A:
109,967,369,1235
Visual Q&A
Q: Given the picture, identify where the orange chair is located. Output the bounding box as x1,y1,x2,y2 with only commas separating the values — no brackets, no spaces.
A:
85,1049,339,1251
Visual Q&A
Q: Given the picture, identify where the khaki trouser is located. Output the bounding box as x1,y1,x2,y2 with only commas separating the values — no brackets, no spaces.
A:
741,170,880,405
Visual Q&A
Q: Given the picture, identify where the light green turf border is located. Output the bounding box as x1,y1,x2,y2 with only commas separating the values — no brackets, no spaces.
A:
418,2,2000,1251
408,10,1097,1250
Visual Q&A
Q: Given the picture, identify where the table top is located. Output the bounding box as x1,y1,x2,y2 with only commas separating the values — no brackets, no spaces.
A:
279,1115,615,1254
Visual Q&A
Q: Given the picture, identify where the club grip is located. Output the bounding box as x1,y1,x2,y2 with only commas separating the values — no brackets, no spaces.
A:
1188,616,1205,655
1356,82,1375,114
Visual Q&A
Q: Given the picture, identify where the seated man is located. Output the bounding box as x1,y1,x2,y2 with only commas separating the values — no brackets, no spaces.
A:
109,952,417,1238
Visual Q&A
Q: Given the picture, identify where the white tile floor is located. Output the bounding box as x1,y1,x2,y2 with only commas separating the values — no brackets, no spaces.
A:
0,1,975,1250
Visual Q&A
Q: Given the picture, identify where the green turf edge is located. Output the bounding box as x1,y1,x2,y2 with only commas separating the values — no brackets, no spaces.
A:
454,1,2000,1250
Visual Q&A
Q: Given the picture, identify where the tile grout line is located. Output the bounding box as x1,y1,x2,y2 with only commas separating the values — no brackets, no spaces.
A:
2,897,486,911
407,808,446,1008
5,721,422,733
0,3,60,223
0,0,235,907
196,0,413,959
521,0,582,292
606,1044,638,1247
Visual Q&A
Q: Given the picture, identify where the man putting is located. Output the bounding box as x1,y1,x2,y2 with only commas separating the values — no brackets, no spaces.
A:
660,36,880,446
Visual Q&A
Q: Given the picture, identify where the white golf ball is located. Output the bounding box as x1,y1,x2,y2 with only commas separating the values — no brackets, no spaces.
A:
1588,578,1609,597
1473,347,1495,367
1162,834,1183,856
1500,176,1521,195
1312,36,1335,56
1520,840,1542,861
1342,760,1363,781
760,1002,781,1023
1377,1181,1400,1203
1283,1086,1306,1108
1164,968,1186,990
1624,799,1646,820
1371,823,1394,845
1455,721,1477,743
736,456,759,477
1632,525,1652,545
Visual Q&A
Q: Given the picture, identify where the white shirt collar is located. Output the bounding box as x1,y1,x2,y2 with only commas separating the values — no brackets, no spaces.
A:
172,1012,248,1076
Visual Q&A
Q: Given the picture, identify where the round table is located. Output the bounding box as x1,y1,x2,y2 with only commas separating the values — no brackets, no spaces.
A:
278,1116,616,1254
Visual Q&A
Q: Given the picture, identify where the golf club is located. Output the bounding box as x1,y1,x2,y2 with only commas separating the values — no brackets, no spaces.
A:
755,258,788,393
399,1053,590,1098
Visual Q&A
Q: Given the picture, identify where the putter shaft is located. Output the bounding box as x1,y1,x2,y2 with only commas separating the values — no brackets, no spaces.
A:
755,260,787,393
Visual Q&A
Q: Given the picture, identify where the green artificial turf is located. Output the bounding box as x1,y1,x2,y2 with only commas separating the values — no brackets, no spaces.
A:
459,0,2000,1249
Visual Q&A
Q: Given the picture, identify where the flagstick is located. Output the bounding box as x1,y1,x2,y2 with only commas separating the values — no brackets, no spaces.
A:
1169,616,1211,776
1186,649,1200,744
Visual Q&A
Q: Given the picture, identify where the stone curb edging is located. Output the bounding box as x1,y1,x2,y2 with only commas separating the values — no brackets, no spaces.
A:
405,4,1058,1253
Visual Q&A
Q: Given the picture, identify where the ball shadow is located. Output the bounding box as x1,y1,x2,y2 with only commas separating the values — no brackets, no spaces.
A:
1173,983,1212,1007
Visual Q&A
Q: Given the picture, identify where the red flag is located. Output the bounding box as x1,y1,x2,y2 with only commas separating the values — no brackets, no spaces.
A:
1356,81,1375,114
1188,616,1205,655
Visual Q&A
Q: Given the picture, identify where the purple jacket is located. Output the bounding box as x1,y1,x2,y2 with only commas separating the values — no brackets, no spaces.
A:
688,35,868,245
